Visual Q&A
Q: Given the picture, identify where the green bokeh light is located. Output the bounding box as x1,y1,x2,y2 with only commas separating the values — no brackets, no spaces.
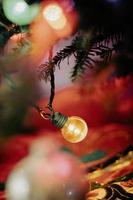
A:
2,0,40,25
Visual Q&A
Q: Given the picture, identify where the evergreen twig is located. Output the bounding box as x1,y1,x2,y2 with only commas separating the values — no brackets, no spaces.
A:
39,30,126,81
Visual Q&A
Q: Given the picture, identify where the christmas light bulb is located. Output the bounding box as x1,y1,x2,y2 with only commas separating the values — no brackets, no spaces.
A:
42,3,67,30
52,112,88,143
6,138,88,200
61,116,88,143
43,4,63,22
2,0,39,25
14,1,28,13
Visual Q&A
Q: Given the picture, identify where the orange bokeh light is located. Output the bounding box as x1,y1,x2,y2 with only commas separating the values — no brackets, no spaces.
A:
30,1,78,64
42,1,78,38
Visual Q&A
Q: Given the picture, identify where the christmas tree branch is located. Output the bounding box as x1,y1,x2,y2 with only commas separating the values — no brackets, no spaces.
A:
39,30,127,81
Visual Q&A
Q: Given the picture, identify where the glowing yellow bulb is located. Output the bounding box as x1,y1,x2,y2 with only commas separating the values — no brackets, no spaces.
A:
42,4,67,30
51,112,88,143
61,116,88,143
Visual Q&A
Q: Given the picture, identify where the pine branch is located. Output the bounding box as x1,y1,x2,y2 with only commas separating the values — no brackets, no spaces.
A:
38,35,80,81
39,61,52,81
95,45,114,63
70,31,126,80
39,30,127,81
71,50,88,81
93,29,126,47
53,41,77,67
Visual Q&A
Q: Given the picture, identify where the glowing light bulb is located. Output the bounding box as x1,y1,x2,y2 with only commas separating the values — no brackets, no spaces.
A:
43,4,62,22
6,138,88,200
52,113,88,143
61,116,88,143
43,3,67,30
13,1,28,13
6,171,30,200
2,0,39,25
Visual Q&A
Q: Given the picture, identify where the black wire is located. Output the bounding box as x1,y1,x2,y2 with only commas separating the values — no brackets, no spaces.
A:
48,47,55,110
31,48,55,119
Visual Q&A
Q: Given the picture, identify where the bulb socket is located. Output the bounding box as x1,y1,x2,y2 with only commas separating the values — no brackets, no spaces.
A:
51,112,68,128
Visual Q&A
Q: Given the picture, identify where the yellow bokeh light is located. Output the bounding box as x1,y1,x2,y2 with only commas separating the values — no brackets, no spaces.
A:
42,3,67,30
43,4,62,22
